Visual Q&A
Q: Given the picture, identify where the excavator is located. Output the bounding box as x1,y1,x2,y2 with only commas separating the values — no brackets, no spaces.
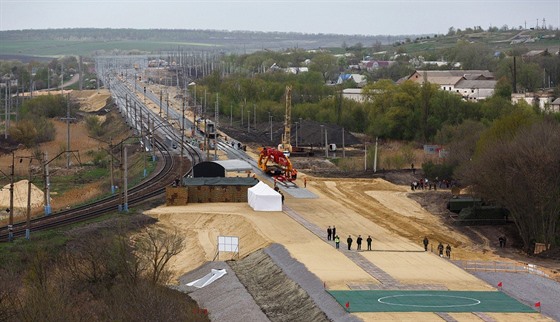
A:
257,147,298,182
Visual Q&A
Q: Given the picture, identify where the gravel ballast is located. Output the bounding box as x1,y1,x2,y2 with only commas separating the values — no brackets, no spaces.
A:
176,261,270,322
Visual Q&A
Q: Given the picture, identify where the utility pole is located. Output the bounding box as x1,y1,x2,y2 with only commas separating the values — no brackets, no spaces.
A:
25,159,32,239
364,143,367,171
342,127,345,158
269,113,273,142
61,93,76,169
17,155,34,240
110,139,115,194
8,152,14,242
325,129,328,158
373,137,378,173
135,101,140,132
180,96,185,182
123,145,128,212
205,120,210,160
4,85,7,139
215,93,219,128
166,91,169,122
43,151,51,215
241,99,244,127
61,59,64,94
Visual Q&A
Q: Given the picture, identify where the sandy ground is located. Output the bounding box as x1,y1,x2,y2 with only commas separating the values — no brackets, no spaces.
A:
144,173,552,321
0,90,113,223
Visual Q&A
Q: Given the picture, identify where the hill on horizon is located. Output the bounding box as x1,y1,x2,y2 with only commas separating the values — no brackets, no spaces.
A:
0,28,424,57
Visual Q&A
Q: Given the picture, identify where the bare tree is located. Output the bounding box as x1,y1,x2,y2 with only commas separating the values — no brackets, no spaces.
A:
133,227,185,284
459,119,560,252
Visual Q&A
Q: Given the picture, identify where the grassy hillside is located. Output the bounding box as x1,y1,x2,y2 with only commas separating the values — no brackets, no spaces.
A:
0,28,557,59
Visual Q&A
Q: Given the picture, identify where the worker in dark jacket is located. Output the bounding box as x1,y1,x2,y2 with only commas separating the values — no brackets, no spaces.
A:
356,235,363,250
347,235,353,250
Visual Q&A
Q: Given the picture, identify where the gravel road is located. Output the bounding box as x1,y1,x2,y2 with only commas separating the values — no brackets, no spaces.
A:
472,271,560,321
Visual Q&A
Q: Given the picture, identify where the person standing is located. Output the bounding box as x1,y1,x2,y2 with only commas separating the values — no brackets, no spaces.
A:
445,244,452,258
304,177,307,188
332,226,336,238
438,242,444,257
356,235,363,250
367,235,372,251
334,235,340,249
423,236,429,251
347,235,353,250
327,226,332,241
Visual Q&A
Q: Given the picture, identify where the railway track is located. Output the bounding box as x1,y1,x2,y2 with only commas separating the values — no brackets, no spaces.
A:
0,136,201,242
0,61,207,242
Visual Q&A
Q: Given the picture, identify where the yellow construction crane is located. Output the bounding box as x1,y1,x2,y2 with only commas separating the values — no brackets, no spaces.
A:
278,85,292,157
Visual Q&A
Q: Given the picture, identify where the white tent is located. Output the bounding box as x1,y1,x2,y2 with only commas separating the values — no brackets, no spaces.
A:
247,181,282,211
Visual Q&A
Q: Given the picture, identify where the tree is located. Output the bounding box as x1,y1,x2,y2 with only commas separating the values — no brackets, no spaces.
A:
447,27,456,36
459,118,560,251
133,227,185,285
309,53,338,84
434,119,486,168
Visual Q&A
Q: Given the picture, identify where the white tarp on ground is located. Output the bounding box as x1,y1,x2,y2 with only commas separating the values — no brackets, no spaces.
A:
186,269,227,288
247,181,282,211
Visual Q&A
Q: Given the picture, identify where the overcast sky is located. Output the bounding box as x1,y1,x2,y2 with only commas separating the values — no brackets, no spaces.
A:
1,0,559,35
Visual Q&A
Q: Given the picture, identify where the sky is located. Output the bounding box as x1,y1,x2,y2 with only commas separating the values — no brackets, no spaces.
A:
1,0,559,36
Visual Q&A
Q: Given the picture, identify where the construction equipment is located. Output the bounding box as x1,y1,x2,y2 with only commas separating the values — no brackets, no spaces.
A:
277,85,292,157
257,147,298,182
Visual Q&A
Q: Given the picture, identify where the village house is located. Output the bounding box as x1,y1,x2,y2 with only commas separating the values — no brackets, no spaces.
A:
342,88,366,102
550,98,560,113
358,60,396,72
336,73,367,87
404,70,496,101
511,91,557,112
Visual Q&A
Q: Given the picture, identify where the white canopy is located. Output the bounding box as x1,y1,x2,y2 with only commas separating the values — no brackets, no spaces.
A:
247,181,282,211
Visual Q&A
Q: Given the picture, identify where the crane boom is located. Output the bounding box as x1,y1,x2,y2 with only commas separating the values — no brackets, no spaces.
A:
278,85,292,156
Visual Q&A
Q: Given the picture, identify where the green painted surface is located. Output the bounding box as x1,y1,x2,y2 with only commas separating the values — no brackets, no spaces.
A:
327,290,537,313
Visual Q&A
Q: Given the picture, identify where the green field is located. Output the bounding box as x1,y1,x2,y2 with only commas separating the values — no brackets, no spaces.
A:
0,39,222,57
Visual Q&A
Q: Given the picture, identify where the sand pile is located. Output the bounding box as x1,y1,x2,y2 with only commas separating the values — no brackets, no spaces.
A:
0,180,45,218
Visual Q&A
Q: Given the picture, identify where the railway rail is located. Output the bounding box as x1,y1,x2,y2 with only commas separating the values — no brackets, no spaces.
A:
0,120,203,243
0,139,167,241
0,61,208,242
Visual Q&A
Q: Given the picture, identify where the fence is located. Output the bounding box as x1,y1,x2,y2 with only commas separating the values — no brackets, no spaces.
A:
454,260,548,277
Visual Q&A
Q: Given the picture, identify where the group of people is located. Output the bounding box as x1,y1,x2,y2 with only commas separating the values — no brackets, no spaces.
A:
411,177,455,191
346,234,373,251
411,178,439,191
423,236,452,259
327,226,373,251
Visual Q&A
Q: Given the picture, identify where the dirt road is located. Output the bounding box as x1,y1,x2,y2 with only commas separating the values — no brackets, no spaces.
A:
145,172,553,321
